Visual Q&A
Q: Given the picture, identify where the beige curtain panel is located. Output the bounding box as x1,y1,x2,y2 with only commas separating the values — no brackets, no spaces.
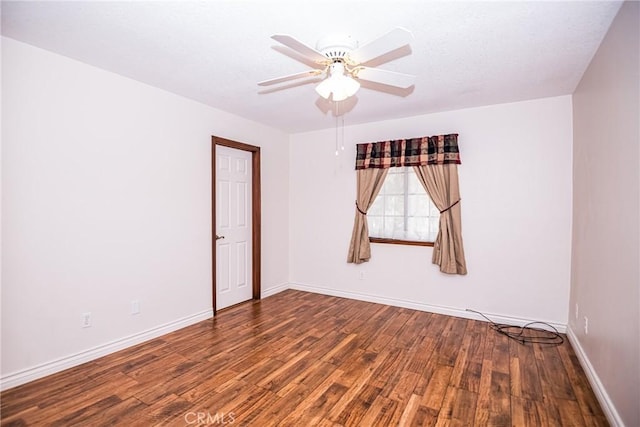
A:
348,134,467,274
413,164,467,275
347,168,389,264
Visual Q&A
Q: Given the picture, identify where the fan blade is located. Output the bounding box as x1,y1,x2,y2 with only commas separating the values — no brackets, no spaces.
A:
271,34,328,64
354,67,415,88
350,27,414,65
258,70,323,86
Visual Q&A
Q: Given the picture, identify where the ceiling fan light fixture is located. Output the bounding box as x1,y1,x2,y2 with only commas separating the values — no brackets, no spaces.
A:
315,61,360,101
331,76,360,101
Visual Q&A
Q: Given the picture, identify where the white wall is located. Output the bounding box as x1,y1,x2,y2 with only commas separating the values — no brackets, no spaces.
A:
570,2,640,426
1,37,289,385
290,95,573,327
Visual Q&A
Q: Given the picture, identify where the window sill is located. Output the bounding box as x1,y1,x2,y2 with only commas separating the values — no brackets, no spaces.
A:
369,237,434,247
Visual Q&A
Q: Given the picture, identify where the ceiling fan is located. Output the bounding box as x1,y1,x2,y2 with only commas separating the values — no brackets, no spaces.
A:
258,27,416,102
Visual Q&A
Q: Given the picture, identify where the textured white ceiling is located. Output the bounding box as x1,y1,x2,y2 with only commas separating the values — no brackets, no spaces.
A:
1,1,623,133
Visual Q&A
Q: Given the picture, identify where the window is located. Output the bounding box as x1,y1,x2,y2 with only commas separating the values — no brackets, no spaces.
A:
368,167,440,244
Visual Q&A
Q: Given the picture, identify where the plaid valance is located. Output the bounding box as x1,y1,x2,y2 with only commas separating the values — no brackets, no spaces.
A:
355,134,461,170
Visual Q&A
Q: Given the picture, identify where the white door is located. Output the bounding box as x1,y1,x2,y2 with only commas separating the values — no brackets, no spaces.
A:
216,145,252,310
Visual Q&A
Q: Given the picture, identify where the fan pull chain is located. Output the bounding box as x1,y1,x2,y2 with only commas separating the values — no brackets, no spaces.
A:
335,101,340,156
333,101,346,156
341,114,345,152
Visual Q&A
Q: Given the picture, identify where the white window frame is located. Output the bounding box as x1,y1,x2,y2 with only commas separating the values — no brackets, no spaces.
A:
368,167,439,246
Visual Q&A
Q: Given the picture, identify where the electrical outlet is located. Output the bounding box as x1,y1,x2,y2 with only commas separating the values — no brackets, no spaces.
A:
575,303,579,320
584,316,589,335
82,312,92,328
131,300,140,315
359,271,365,280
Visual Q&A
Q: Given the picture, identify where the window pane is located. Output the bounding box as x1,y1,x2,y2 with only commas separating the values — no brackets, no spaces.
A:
408,194,430,217
368,199,384,216
391,216,405,239
384,172,404,194
368,166,439,243
407,171,423,193
407,216,428,239
430,218,440,237
369,215,383,237
383,216,396,237
386,195,404,216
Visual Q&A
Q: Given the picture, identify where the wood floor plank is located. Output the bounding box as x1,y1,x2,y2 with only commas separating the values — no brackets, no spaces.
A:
247,386,308,427
281,377,348,425
405,334,436,375
0,290,608,426
22,372,139,425
511,396,545,427
328,347,388,422
336,349,374,387
335,383,382,426
557,397,589,426
377,353,418,399
388,310,431,350
320,333,358,365
412,405,440,427
180,368,238,403
397,393,422,426
537,342,576,400
556,341,608,422
257,350,311,389
275,359,339,398
420,364,453,410
436,386,478,427
142,393,192,426
512,337,544,401
436,317,464,366
388,370,420,402
449,321,473,388
358,394,399,427
0,360,106,418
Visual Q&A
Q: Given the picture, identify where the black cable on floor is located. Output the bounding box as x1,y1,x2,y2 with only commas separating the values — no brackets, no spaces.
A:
465,308,564,346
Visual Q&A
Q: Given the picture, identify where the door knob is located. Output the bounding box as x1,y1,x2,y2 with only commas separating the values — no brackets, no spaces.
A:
216,235,225,241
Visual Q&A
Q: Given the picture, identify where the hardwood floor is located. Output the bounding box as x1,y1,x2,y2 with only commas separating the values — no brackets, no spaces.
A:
1,290,607,426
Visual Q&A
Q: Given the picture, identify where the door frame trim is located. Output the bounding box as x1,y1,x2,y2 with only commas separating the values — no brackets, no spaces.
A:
212,136,261,315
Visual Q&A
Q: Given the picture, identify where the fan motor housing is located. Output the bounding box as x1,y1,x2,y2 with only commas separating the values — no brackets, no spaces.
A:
316,34,358,62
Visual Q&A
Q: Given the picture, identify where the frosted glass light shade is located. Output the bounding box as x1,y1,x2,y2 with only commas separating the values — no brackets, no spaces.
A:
315,78,333,99
315,62,360,101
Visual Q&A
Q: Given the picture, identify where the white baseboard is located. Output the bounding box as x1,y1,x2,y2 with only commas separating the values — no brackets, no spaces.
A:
566,326,624,427
288,282,567,333
0,309,213,391
261,282,289,298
